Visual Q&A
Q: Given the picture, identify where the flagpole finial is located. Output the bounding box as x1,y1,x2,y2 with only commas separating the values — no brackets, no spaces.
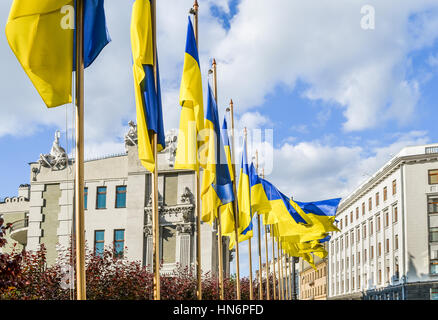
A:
194,0,199,10
244,127,247,137
212,58,217,67
226,99,233,112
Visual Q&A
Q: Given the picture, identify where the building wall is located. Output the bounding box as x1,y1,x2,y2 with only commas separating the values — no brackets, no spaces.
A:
0,195,29,254
40,184,61,265
300,258,328,300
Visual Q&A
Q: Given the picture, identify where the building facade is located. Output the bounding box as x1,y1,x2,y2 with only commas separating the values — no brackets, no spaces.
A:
299,253,328,300
328,144,438,300
0,125,229,277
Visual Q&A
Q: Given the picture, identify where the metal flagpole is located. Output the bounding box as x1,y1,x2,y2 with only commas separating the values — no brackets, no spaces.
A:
277,236,283,300
285,254,290,299
243,128,253,300
211,58,224,300
262,169,270,300
226,99,241,300
151,0,161,301
74,0,86,301
271,226,277,300
190,0,202,300
255,152,263,300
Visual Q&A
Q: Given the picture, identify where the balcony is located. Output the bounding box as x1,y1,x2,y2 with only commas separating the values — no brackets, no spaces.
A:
9,218,28,245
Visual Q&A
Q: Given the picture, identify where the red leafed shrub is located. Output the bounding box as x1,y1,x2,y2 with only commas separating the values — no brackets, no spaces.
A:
0,242,258,300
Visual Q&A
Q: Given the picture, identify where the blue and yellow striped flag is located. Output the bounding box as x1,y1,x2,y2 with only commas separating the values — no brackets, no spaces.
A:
5,0,110,108
130,0,165,173
201,83,234,225
174,17,204,172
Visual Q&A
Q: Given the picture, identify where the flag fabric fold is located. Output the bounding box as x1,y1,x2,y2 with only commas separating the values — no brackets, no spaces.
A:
201,83,234,225
6,0,110,108
174,17,204,172
130,0,165,173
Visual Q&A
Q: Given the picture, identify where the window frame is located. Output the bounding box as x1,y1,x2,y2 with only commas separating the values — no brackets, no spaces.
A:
429,169,438,185
114,229,125,259
84,187,88,210
96,186,107,209
115,185,127,209
94,230,105,257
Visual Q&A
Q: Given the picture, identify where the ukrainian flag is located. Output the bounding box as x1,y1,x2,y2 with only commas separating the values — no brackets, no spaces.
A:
5,0,110,108
201,83,234,225
228,138,253,249
175,17,204,172
131,0,165,173
219,117,235,235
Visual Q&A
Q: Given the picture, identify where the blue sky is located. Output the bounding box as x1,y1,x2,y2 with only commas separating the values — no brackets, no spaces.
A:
1,0,438,276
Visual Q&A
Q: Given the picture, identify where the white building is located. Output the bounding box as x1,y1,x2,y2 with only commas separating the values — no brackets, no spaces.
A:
0,125,229,277
328,144,438,300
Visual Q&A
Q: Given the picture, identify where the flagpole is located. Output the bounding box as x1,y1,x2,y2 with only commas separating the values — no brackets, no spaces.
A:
150,0,161,301
244,128,253,300
190,0,202,301
277,236,283,300
271,227,277,300
74,0,86,301
226,99,241,300
211,58,224,300
261,169,270,300
285,253,290,299
255,151,263,300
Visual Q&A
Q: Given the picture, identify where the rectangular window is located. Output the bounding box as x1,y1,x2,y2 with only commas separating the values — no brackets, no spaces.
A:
350,212,353,224
385,211,389,227
363,224,367,239
370,246,374,259
428,196,438,214
94,230,105,256
429,169,438,185
383,187,387,201
378,269,382,284
431,260,438,275
393,206,398,223
376,192,379,207
114,229,125,258
351,231,354,245
392,180,397,195
115,186,127,208
369,197,372,211
357,252,360,264
356,207,359,220
362,202,365,216
84,187,88,210
345,216,348,227
395,235,399,250
370,220,374,235
357,228,360,242
96,186,107,209
430,227,438,242
364,249,367,263
378,242,382,256
386,238,390,253
340,219,343,230
377,215,381,231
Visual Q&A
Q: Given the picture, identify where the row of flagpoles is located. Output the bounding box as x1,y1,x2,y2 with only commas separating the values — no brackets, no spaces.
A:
5,0,342,301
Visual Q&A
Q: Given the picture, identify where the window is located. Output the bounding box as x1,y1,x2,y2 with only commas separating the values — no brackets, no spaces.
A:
114,229,125,258
358,275,361,290
383,186,387,201
115,186,127,208
392,180,397,195
428,196,438,214
429,169,438,185
370,220,373,235
94,230,105,256
364,249,367,263
430,227,438,242
386,238,390,253
350,212,353,224
357,228,360,242
363,224,367,239
385,211,389,227
376,192,380,207
362,202,365,216
84,187,88,210
345,216,348,227
357,252,360,264
352,255,355,266
369,197,372,211
378,242,382,256
356,207,359,220
340,219,343,230
346,234,349,248
370,246,374,259
96,186,107,209
377,215,381,231
378,269,382,284
351,231,354,245
393,206,398,223
431,260,438,275
395,235,399,250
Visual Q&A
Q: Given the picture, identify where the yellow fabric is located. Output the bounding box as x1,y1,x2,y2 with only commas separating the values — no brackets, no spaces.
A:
6,0,74,108
174,53,204,172
224,145,234,181
131,0,157,173
220,203,235,235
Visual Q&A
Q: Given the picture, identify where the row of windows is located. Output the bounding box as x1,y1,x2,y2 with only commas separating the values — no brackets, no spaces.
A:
340,181,397,230
301,266,327,284
94,229,125,258
84,186,127,210
302,285,326,299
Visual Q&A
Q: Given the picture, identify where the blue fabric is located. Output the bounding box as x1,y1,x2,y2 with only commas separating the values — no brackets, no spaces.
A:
318,234,331,243
185,16,199,65
206,83,234,204
141,57,166,149
241,139,250,175
295,198,342,217
221,118,231,147
74,0,111,70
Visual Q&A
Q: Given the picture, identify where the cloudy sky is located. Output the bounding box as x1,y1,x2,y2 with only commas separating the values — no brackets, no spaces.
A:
1,1,438,275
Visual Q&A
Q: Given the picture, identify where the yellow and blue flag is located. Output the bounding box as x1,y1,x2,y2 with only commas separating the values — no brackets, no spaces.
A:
131,0,165,173
5,0,110,108
201,83,234,224
221,118,234,181
175,17,204,172
228,138,253,249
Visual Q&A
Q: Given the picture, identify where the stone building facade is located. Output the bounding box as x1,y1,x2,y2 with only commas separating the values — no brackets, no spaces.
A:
328,144,438,300
299,251,328,300
0,125,230,277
